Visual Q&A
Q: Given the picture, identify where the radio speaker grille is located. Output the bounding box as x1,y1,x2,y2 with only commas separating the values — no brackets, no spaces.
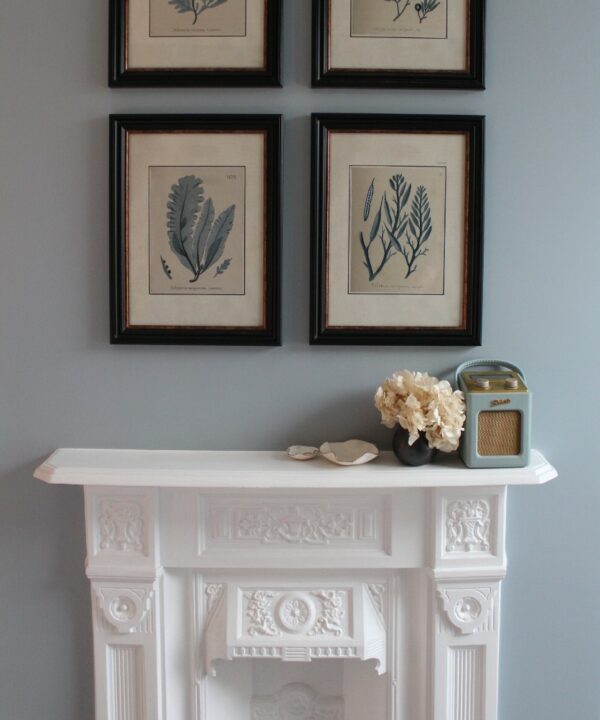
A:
478,411,521,456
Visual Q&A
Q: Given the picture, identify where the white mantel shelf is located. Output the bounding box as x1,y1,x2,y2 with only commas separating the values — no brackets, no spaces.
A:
34,448,556,489
35,448,557,720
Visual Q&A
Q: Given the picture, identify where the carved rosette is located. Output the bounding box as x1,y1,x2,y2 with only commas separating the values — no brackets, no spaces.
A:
446,499,491,553
437,587,496,635
277,593,317,634
96,586,154,634
244,590,346,638
98,499,144,554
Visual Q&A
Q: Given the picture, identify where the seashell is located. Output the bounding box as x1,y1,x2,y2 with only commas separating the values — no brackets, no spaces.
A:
287,445,320,461
319,440,379,466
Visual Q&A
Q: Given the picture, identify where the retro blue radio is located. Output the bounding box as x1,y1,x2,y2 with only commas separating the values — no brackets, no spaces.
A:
455,360,532,469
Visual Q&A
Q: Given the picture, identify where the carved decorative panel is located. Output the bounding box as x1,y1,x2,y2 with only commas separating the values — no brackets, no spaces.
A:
437,587,496,635
96,586,154,634
238,506,353,544
97,498,145,555
251,682,344,720
445,500,491,553
206,496,384,550
244,589,348,639
201,579,386,675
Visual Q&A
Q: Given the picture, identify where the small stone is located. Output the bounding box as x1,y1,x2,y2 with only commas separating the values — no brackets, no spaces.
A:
287,445,320,461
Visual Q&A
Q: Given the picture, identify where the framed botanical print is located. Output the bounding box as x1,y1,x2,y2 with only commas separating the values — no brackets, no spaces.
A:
110,115,281,345
312,0,485,89
109,0,281,87
311,114,484,346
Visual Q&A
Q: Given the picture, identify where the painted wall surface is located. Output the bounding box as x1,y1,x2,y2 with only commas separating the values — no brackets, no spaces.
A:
0,1,598,718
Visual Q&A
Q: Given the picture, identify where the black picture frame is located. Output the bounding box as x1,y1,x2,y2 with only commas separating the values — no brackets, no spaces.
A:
110,114,281,346
109,0,282,88
310,114,484,346
312,0,485,90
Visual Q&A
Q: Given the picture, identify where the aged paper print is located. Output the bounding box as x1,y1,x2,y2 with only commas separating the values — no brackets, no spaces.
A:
149,166,246,296
150,0,247,38
350,0,448,40
349,165,447,295
351,0,447,39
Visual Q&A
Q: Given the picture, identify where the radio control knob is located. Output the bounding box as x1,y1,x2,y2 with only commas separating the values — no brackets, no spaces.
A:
505,378,518,389
474,377,490,389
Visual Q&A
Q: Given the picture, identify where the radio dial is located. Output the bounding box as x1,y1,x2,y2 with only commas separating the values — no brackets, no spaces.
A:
474,377,490,389
505,378,519,389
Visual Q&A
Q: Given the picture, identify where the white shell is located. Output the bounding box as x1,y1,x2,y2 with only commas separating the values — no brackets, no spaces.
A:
287,445,320,461
319,440,380,467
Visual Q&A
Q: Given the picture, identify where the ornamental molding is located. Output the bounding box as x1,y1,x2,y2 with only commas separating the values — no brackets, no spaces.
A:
437,587,496,635
445,499,491,553
204,583,386,675
245,590,346,638
97,498,144,554
232,647,358,660
367,584,386,620
96,586,154,634
251,682,343,720
205,583,224,616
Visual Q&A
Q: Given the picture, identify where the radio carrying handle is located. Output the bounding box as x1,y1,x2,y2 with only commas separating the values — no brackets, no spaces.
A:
454,360,528,387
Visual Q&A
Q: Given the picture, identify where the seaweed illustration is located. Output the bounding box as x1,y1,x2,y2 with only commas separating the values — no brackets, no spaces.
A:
166,175,235,283
415,0,440,23
384,0,411,22
168,0,228,26
397,185,433,277
160,256,173,279
214,258,232,277
359,175,433,281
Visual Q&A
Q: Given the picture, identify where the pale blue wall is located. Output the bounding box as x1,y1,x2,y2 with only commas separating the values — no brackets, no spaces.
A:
1,1,598,717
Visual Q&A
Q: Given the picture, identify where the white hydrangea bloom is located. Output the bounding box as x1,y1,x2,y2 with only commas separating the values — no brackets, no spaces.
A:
374,370,466,452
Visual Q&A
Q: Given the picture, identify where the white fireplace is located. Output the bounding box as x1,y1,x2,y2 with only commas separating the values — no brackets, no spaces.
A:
35,449,556,720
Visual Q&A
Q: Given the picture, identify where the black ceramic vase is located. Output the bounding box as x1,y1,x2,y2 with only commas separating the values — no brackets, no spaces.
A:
392,426,436,467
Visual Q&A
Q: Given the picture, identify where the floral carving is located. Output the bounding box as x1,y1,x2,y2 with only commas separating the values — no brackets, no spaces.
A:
98,499,144,553
246,591,279,636
251,683,343,720
446,499,490,552
237,505,354,545
309,591,344,637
